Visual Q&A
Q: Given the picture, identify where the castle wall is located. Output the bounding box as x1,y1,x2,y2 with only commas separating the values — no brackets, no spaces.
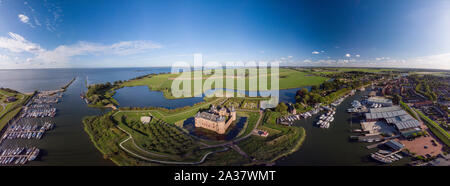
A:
195,107,237,134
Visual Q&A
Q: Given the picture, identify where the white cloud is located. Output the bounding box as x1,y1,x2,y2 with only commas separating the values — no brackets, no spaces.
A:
355,54,360,58
299,53,450,69
34,17,41,26
0,32,43,53
312,51,320,54
110,41,162,55
18,14,29,23
345,53,351,57
0,32,163,67
33,40,162,63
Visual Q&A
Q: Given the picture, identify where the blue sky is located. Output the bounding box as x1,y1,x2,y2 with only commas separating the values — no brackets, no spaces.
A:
0,0,449,69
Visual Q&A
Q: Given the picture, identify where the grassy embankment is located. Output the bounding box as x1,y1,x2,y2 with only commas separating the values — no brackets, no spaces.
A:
235,111,260,139
83,97,225,165
0,89,33,131
83,111,218,165
237,110,306,164
399,101,419,120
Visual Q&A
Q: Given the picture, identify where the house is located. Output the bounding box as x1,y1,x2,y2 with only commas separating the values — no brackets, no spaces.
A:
5,96,17,103
140,116,152,124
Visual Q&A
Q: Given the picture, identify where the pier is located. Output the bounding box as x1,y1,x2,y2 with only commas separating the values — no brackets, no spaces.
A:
61,77,76,91
366,140,388,149
2,122,54,140
0,147,40,165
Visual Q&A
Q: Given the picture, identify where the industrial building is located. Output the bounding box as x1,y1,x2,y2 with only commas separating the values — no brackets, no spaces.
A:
367,97,393,107
364,106,422,137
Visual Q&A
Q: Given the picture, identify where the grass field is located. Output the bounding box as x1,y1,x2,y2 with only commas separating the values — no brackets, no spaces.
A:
238,110,306,163
235,111,260,139
120,68,328,99
0,89,31,131
309,67,402,74
144,97,225,124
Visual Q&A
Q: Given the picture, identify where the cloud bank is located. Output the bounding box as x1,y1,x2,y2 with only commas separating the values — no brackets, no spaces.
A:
0,32,162,68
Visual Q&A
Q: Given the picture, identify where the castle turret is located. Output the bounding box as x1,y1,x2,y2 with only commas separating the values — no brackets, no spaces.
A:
231,106,236,121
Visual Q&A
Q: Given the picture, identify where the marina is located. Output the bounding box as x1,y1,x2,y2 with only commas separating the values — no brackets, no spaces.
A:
0,147,40,165
22,92,61,118
316,110,336,129
2,120,54,140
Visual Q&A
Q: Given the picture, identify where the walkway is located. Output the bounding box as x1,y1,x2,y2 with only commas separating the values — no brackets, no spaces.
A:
117,125,228,165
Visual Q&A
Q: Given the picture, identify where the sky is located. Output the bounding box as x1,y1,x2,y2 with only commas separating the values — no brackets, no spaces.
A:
0,0,449,69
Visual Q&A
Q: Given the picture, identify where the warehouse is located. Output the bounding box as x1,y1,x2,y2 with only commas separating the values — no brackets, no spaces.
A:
364,106,422,136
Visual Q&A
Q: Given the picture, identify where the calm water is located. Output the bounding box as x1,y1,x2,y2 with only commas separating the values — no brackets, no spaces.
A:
114,86,205,109
0,68,407,166
113,86,305,108
183,117,247,141
0,68,171,166
276,91,411,166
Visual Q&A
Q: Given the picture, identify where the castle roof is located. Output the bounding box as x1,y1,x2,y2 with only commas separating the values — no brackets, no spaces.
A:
196,111,225,122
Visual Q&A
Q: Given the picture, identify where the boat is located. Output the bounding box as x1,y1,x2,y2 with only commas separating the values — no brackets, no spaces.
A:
28,148,39,161
394,154,403,159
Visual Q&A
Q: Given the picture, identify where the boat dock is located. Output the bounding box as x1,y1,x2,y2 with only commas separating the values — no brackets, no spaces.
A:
2,122,54,140
366,140,388,149
0,147,40,165
22,91,60,118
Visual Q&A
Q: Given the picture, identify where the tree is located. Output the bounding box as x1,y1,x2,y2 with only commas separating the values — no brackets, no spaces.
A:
275,102,288,113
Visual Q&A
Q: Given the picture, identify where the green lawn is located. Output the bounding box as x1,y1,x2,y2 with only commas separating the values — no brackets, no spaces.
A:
0,89,31,131
235,111,260,139
120,68,328,99
148,98,225,124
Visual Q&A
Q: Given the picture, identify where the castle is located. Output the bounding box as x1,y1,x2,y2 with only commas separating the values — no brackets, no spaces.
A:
194,105,236,134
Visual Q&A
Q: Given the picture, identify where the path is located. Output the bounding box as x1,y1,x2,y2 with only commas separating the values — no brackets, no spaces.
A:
112,98,263,164
117,125,228,165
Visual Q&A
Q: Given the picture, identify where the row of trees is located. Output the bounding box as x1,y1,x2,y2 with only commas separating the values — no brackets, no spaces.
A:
121,115,197,155
294,72,379,108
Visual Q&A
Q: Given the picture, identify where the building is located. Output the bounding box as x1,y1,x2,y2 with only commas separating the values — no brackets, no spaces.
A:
367,96,393,107
195,105,236,134
288,103,296,115
140,116,152,124
5,96,17,103
385,140,404,151
428,154,450,166
414,100,433,107
364,106,422,137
